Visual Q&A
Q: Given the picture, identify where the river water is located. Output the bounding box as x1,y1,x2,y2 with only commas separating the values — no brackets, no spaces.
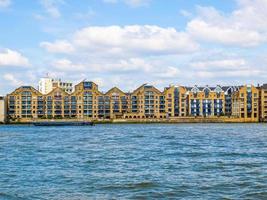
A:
0,124,267,199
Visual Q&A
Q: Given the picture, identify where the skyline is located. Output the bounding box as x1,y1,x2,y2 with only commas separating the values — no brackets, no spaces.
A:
6,78,265,95
1,0,267,95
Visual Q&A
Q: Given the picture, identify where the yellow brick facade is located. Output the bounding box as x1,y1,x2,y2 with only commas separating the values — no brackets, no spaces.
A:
232,85,259,121
259,84,267,122
7,86,43,120
43,87,72,119
188,86,225,117
105,87,129,119
72,81,103,120
5,82,265,122
124,84,166,119
163,86,187,117
0,96,6,123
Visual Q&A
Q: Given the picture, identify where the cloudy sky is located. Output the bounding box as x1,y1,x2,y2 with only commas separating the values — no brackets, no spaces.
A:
0,0,267,94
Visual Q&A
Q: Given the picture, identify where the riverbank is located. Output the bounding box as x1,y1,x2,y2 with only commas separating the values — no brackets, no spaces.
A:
1,116,261,125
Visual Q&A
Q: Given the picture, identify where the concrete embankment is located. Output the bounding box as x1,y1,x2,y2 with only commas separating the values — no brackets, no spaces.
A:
95,117,259,124
2,117,259,125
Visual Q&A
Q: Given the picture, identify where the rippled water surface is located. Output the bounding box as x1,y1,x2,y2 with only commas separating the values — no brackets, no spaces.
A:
1,124,267,199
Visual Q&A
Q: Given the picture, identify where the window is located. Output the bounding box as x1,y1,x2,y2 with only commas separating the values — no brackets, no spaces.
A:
204,88,210,98
84,82,92,90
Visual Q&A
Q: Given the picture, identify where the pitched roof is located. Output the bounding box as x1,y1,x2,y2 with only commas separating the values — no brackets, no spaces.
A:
8,86,42,96
105,87,126,95
261,84,267,89
45,86,69,96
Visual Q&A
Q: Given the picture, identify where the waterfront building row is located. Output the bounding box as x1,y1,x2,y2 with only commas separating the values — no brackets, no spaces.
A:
3,81,267,122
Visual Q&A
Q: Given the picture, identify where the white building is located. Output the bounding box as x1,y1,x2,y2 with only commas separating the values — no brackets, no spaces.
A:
38,77,53,94
38,77,73,94
0,96,6,123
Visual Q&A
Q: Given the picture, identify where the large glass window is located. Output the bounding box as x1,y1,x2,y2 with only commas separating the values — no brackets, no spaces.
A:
84,82,92,90
83,92,93,117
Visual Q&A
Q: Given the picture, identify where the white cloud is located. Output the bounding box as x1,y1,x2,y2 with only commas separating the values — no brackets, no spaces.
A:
49,56,182,82
3,73,24,86
154,66,180,78
72,25,198,55
124,0,150,7
35,0,267,89
51,57,160,73
234,0,267,32
187,2,267,47
40,0,64,18
180,9,192,17
195,69,261,78
33,13,46,21
191,59,248,70
187,19,262,47
40,40,74,53
52,59,85,71
41,25,198,56
103,0,118,3
190,56,263,79
40,25,195,85
87,57,154,72
73,8,95,21
0,0,11,8
0,49,30,67
103,0,150,7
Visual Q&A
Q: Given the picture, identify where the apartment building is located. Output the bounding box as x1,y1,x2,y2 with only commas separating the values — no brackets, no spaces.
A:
188,85,225,117
0,96,6,123
124,84,166,119
38,77,73,94
259,84,267,122
232,85,259,121
105,87,129,119
163,86,187,117
7,86,43,120
223,86,239,117
6,81,267,122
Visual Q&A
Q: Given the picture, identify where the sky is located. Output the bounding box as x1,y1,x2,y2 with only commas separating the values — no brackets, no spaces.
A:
0,0,267,94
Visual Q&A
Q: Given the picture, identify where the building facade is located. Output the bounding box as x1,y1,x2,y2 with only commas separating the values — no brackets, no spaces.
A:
0,96,6,123
232,85,259,121
105,87,129,119
187,85,225,117
223,86,239,117
5,81,267,122
163,86,187,117
38,77,73,94
124,84,166,119
259,84,267,122
7,86,43,120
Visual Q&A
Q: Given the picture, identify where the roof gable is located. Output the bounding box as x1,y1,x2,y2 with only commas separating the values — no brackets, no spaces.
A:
9,86,42,96
105,87,126,96
45,86,69,96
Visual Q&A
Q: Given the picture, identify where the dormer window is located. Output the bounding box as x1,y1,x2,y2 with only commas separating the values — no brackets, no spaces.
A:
204,88,210,98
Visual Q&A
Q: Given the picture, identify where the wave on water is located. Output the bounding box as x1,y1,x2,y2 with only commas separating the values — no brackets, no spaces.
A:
0,192,24,200
101,181,158,190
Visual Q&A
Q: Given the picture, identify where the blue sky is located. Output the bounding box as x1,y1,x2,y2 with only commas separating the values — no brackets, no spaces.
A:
0,0,267,94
